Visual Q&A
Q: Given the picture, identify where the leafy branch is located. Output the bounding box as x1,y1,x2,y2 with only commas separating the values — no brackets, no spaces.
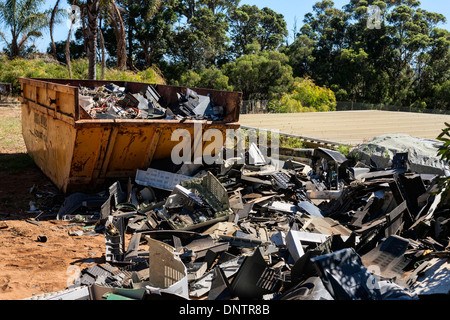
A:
436,122,450,204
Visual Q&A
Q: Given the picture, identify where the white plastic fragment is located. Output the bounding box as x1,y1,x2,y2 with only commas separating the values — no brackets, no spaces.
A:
135,168,191,191
145,236,189,300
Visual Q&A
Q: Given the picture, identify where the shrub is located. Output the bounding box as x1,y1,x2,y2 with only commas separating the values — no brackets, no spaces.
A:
270,77,337,113
436,122,450,203
0,56,166,93
177,67,233,91
0,56,67,92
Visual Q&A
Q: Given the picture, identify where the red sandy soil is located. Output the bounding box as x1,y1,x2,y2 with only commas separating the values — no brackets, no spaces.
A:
0,104,107,300
0,167,106,300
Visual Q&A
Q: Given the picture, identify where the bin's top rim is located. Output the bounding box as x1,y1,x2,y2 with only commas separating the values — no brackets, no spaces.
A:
18,77,243,95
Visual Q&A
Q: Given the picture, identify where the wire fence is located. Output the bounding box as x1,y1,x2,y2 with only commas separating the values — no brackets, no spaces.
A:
240,100,271,114
240,99,450,115
335,101,450,115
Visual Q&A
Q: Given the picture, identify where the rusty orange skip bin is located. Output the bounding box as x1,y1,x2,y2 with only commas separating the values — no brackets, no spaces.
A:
18,78,241,193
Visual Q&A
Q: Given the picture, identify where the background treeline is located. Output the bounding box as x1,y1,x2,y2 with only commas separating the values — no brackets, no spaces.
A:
0,0,449,112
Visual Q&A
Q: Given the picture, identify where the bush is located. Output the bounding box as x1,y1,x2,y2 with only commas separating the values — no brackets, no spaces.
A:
270,77,337,113
177,67,233,91
436,122,450,203
221,50,294,100
0,56,68,92
0,56,166,93
280,136,305,149
137,65,166,85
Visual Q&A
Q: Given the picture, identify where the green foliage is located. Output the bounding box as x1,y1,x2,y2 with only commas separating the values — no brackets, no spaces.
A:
258,7,288,51
46,39,85,63
137,66,166,84
170,4,231,70
0,0,49,58
239,129,306,151
285,0,450,110
228,4,262,57
0,56,166,93
125,0,178,69
280,136,305,149
0,0,448,109
177,67,233,91
436,122,450,203
270,77,336,113
0,56,68,91
178,70,201,88
222,50,294,100
103,65,165,84
281,35,316,78
336,144,352,156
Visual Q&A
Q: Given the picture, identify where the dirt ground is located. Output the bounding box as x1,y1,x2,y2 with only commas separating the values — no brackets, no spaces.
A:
240,110,450,145
0,104,107,300
0,166,107,300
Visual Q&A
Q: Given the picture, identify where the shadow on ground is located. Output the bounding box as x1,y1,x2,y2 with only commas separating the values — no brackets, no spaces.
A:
0,152,61,220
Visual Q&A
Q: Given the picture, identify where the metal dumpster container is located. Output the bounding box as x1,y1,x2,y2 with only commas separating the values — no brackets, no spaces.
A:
18,78,241,193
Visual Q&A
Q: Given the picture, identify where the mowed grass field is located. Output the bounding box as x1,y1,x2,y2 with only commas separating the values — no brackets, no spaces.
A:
0,105,26,154
239,110,450,145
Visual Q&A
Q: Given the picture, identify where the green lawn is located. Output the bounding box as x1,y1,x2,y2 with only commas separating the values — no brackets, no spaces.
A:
0,105,35,173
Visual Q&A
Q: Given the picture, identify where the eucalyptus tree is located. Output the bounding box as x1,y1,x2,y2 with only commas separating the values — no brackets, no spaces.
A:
117,0,177,69
286,0,449,108
222,49,295,100
228,4,288,58
169,0,234,69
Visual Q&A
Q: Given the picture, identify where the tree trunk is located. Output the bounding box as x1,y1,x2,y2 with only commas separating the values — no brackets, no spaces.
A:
86,0,99,80
99,26,106,80
141,38,151,68
110,1,127,71
127,12,134,69
10,32,19,58
50,0,61,60
80,6,89,55
66,27,72,79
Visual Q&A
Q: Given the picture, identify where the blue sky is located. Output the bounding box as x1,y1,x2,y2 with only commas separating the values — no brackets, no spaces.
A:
18,0,450,53
240,0,450,43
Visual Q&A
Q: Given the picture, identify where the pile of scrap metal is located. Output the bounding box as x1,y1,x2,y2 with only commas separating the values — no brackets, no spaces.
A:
78,84,225,121
25,145,449,301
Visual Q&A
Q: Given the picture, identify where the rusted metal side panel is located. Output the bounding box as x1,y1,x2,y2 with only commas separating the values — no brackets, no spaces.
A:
69,126,111,185
19,77,78,124
21,97,76,193
85,121,239,180
65,120,239,189
103,124,161,176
